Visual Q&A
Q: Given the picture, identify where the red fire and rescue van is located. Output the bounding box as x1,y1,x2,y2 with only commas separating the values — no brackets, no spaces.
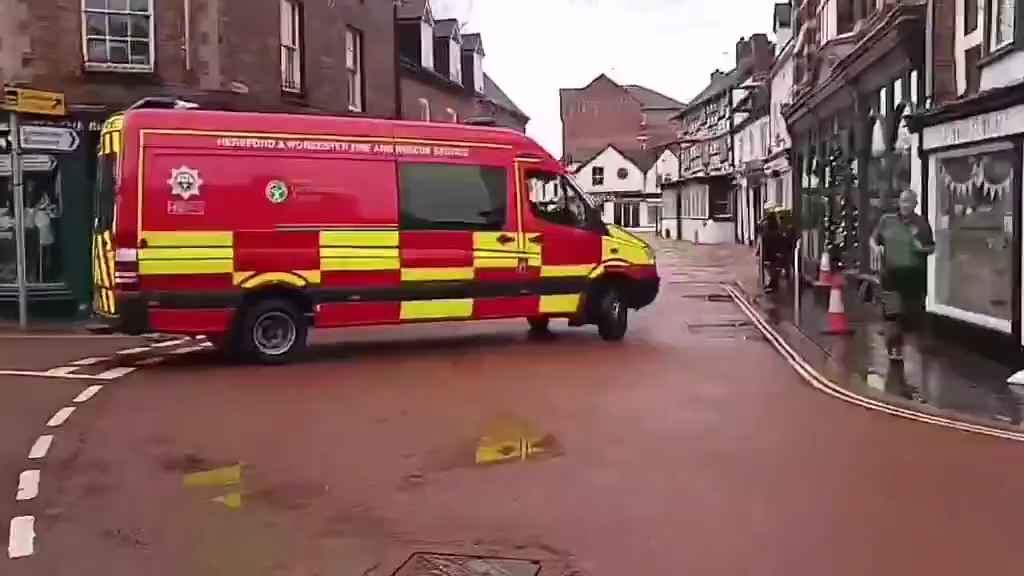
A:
93,105,659,363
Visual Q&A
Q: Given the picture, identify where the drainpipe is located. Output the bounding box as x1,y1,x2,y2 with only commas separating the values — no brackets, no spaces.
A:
184,0,192,71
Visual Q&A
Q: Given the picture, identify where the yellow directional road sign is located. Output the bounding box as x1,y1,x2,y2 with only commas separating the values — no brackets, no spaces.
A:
2,87,67,116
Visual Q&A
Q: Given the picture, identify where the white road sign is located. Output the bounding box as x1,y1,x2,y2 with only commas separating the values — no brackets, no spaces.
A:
20,125,80,152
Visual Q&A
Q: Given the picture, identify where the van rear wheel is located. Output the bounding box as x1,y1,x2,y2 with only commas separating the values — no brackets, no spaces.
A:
596,287,628,342
239,299,307,364
527,317,550,333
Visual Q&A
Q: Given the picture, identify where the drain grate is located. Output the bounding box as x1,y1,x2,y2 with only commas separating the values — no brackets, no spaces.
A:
393,553,541,576
680,293,734,302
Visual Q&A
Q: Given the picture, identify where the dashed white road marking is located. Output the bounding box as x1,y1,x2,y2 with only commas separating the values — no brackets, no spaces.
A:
8,516,35,558
0,369,114,381
149,338,190,349
69,357,109,367
117,346,152,355
73,385,104,404
27,435,54,460
46,407,75,428
94,366,137,380
16,470,40,501
134,356,166,367
172,342,205,352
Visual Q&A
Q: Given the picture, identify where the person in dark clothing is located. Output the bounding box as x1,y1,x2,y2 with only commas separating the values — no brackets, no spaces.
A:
870,189,935,361
758,203,790,293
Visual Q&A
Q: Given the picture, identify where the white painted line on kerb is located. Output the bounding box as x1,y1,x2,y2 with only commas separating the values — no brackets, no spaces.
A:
134,356,165,367
16,470,40,501
44,366,81,377
117,346,152,355
93,366,137,380
150,338,189,349
27,435,54,460
8,516,35,559
69,357,108,367
73,385,104,403
46,407,75,428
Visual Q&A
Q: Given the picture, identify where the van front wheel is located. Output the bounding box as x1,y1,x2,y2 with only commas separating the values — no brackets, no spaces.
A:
596,287,628,342
240,299,307,364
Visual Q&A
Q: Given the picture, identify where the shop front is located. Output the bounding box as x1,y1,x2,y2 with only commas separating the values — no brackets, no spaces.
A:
1,112,105,319
913,89,1024,351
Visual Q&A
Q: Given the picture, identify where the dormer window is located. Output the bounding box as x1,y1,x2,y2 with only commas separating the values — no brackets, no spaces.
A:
421,1,435,69
450,28,462,83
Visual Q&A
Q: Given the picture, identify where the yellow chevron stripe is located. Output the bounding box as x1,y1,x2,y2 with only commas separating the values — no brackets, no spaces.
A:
142,231,233,247
401,267,475,282
320,257,400,272
320,230,399,247
401,299,474,320
139,259,234,275
140,247,235,260
539,294,581,314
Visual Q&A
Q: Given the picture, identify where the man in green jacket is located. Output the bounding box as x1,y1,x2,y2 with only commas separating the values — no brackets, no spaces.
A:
870,189,935,361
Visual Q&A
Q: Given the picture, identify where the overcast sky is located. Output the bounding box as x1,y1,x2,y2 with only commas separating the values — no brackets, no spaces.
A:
430,0,775,157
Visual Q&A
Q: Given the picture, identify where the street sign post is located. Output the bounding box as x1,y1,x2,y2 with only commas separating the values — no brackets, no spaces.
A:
8,112,28,328
2,87,67,117
20,125,80,152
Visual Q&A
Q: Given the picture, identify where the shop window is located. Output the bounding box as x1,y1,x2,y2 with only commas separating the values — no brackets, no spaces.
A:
399,164,506,231
280,0,304,93
990,0,1016,51
710,186,733,219
932,144,1016,327
346,27,363,111
0,156,64,285
614,202,641,228
83,0,153,72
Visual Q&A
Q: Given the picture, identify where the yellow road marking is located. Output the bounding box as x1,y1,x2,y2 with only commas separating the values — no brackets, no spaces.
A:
183,465,241,488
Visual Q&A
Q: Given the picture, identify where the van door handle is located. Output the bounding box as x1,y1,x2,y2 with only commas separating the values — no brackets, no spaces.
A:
528,235,544,245
496,234,516,245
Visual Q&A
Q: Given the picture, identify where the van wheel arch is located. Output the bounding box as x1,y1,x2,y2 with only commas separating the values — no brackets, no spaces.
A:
225,284,314,364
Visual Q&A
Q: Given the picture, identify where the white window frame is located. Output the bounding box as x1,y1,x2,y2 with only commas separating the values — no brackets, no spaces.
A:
990,0,1017,51
81,0,155,73
346,27,363,112
281,0,303,93
592,166,605,186
418,98,431,122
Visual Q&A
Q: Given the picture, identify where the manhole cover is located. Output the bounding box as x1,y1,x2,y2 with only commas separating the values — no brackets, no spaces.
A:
393,553,541,576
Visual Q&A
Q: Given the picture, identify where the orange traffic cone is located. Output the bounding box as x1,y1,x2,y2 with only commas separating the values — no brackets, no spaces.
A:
815,251,833,287
821,274,853,335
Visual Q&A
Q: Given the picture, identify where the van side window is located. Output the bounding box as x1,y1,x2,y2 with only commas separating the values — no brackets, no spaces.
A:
527,171,590,229
399,163,507,231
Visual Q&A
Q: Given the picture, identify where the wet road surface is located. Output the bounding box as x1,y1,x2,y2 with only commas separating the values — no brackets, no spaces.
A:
4,243,1024,575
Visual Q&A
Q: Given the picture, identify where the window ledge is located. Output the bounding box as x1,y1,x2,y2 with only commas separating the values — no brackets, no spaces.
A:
84,62,153,74
978,42,1019,68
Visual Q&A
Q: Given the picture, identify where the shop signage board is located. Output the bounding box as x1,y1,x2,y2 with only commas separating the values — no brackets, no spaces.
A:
20,126,79,152
923,102,1024,150
2,87,67,117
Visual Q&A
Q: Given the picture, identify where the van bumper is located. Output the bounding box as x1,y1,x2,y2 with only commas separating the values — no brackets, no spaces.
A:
97,294,150,335
628,276,660,309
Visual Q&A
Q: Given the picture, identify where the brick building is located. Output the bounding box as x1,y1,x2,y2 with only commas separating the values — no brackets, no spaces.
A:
559,74,685,166
396,0,529,132
0,0,396,313
662,34,774,244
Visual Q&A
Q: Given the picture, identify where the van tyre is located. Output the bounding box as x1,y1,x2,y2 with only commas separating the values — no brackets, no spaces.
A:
596,287,628,342
528,317,550,333
240,299,307,364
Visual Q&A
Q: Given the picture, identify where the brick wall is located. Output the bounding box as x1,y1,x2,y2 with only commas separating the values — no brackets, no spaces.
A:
561,75,645,163
0,0,396,117
399,74,527,133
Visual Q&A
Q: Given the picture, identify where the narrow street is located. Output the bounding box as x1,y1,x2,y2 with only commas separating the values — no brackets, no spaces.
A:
4,242,1023,576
